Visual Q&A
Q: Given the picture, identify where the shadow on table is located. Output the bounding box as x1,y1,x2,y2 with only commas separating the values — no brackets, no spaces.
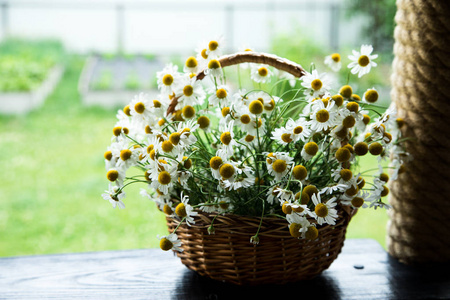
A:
387,255,450,300
174,269,342,300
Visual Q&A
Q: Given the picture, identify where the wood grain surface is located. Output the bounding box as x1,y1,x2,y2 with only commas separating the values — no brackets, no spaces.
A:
0,239,449,299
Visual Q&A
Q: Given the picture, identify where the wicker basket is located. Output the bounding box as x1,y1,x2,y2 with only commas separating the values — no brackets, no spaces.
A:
166,206,355,285
165,52,356,285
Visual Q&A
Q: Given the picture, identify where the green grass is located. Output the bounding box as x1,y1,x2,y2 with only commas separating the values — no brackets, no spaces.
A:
0,55,390,258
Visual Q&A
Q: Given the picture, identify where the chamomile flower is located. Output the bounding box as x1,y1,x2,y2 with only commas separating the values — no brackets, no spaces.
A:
266,152,294,181
112,143,139,171
105,168,125,186
311,193,338,226
102,184,126,209
341,190,370,209
158,233,183,252
324,53,342,72
217,120,238,159
301,141,319,161
209,85,231,107
309,100,337,132
174,192,198,226
250,64,273,83
156,63,180,96
207,59,223,78
150,163,178,195
183,56,199,74
175,76,205,107
271,127,294,146
301,69,332,101
205,36,225,59
347,45,378,78
285,118,311,142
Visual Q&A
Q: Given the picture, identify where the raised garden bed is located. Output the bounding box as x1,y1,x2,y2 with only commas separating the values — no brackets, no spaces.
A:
78,54,164,108
0,39,66,115
0,65,64,114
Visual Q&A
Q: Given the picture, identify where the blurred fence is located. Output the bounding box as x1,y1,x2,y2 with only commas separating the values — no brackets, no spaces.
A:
0,0,363,55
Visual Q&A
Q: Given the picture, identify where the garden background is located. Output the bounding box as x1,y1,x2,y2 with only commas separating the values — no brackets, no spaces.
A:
0,0,396,257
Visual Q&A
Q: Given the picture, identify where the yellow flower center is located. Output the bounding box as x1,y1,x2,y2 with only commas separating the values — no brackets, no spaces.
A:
304,142,319,156
182,105,195,119
216,88,227,99
175,202,187,217
346,101,359,113
219,163,235,179
292,165,307,180
258,67,268,77
134,102,145,114
113,126,122,137
369,142,383,156
305,226,318,240
183,85,194,97
197,116,210,129
332,94,344,106
209,40,219,51
222,107,230,117
282,201,292,215
201,49,208,59
152,99,161,108
245,135,255,142
185,56,198,68
120,149,132,161
146,144,154,154
106,169,119,182
346,186,359,197
240,114,251,124
208,59,221,69
281,133,292,143
315,109,330,123
210,156,223,170
183,157,192,169
220,132,232,145
339,85,353,98
163,204,173,215
123,105,131,116
358,55,370,67
363,114,371,125
249,100,263,115
396,118,405,128
364,89,378,103
104,151,113,161
358,176,365,189
340,169,353,181
315,203,328,217
289,223,302,238
381,186,389,197
162,74,173,86
311,79,323,91
335,147,351,162
331,53,341,62
161,140,174,153
354,142,368,156
265,99,276,111
380,173,389,183
293,126,303,134
272,159,287,173
158,171,171,185
342,115,356,128
169,132,181,146
351,197,364,208
158,119,165,127
159,238,173,251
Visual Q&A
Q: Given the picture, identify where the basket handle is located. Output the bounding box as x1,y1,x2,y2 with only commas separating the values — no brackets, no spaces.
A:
167,52,308,115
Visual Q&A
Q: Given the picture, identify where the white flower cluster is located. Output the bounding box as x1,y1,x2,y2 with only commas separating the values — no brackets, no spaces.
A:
102,38,410,252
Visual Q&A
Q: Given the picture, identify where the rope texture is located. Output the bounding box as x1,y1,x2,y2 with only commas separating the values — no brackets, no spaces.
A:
387,0,450,264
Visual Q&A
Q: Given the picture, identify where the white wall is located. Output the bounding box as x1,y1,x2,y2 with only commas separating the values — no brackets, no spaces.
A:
0,0,363,55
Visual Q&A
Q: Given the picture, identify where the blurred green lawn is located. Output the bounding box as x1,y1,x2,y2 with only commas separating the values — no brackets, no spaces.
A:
0,56,388,257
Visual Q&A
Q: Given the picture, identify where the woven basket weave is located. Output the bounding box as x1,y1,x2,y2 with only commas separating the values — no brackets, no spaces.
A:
166,52,356,285
166,206,355,285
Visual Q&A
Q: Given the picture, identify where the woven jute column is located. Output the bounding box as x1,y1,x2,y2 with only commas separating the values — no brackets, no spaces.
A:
387,0,450,264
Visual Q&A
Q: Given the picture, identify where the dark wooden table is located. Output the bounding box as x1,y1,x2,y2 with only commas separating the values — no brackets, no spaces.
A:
0,239,449,299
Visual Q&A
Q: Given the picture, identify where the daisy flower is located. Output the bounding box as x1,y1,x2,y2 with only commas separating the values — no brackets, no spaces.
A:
208,85,231,107
301,69,332,101
266,152,294,181
207,59,223,78
285,118,311,143
301,141,319,161
158,233,183,252
286,213,311,238
311,193,338,226
205,36,225,59
216,120,238,159
271,127,294,146
156,63,180,96
324,53,342,72
341,190,370,209
102,184,126,209
175,76,205,107
250,64,273,83
149,163,178,195
347,45,378,78
183,56,199,74
309,100,337,132
174,192,198,226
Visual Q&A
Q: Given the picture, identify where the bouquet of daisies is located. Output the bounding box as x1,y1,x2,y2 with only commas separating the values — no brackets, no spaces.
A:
102,38,410,252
